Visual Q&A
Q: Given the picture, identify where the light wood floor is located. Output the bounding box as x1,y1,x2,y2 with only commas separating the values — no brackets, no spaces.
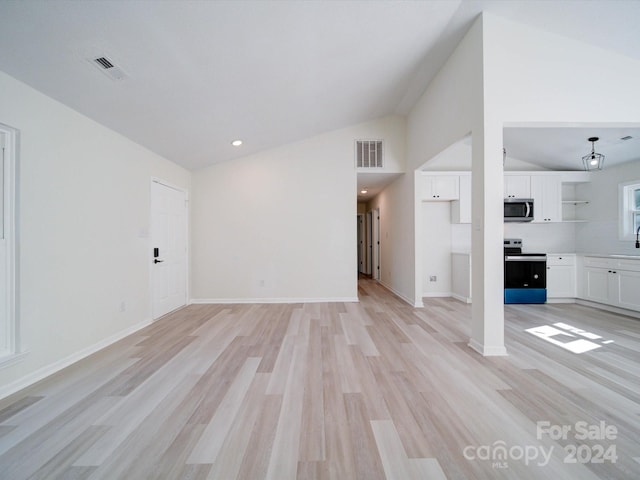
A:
1,278,639,479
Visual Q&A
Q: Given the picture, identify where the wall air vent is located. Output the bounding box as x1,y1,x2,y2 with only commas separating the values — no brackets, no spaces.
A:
356,140,383,168
89,55,127,81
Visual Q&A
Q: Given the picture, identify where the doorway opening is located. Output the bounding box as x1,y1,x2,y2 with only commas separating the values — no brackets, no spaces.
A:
356,206,380,280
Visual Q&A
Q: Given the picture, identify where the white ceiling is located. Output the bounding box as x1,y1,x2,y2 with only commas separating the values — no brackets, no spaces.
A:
1,0,639,181
504,127,640,171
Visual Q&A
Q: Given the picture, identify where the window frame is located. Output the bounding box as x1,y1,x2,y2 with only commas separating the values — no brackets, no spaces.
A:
0,124,18,364
618,180,640,241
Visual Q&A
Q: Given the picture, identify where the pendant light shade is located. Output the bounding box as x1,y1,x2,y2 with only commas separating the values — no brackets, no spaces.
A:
582,136,604,171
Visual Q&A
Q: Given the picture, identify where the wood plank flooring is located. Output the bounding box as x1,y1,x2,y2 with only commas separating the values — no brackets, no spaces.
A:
1,278,639,479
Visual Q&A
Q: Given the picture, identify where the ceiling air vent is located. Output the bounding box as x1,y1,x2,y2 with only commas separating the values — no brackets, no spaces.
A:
356,140,383,168
89,55,127,81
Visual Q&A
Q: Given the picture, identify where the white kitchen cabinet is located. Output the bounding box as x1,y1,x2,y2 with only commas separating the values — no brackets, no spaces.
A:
583,266,611,303
421,174,459,200
546,254,576,299
613,269,640,311
504,175,531,198
451,174,471,223
531,175,562,223
578,256,640,312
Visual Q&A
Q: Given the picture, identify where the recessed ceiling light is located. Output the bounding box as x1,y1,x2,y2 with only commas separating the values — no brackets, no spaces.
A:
360,189,368,194
231,140,243,147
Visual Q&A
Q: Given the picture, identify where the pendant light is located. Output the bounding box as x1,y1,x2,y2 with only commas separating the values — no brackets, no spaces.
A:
582,136,604,171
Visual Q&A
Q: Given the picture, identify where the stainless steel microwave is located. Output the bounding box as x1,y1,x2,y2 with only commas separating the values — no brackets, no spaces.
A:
504,198,534,222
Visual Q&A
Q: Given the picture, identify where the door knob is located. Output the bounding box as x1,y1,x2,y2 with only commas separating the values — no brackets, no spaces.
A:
154,259,164,264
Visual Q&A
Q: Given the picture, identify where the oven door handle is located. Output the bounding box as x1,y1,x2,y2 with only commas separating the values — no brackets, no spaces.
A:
505,255,547,261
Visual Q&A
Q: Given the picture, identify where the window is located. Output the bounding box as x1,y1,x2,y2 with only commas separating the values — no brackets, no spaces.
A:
619,180,640,240
635,187,640,232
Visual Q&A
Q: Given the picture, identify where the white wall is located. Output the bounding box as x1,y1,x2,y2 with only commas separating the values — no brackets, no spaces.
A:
576,160,640,255
366,17,487,309
356,115,406,174
421,202,452,296
421,137,545,172
190,118,402,302
503,223,576,253
0,70,190,395
484,15,640,124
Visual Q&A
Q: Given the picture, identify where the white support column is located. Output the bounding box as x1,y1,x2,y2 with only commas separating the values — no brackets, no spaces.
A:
469,126,507,356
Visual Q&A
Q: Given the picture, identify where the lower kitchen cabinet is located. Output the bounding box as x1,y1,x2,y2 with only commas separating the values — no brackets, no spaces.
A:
546,254,576,299
616,269,640,311
583,266,611,303
578,256,640,312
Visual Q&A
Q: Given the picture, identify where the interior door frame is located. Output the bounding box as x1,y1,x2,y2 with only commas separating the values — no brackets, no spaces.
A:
150,177,189,320
372,207,380,280
365,210,373,275
0,124,18,359
357,213,365,274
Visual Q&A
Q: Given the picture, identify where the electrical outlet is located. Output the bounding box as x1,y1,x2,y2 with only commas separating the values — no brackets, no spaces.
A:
119,301,126,312
429,275,437,282
259,279,265,287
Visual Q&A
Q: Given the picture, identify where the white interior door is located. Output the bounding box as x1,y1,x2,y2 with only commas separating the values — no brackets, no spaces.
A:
151,180,187,319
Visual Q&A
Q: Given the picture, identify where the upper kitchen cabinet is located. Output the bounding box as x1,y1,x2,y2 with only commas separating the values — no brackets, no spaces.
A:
531,175,562,222
504,175,531,198
452,173,471,223
420,173,459,201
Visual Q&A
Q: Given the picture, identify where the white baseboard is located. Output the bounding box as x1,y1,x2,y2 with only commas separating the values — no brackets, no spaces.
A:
190,297,359,305
546,298,576,304
0,317,153,402
423,292,453,298
377,281,423,307
575,299,640,319
451,293,472,304
468,339,508,357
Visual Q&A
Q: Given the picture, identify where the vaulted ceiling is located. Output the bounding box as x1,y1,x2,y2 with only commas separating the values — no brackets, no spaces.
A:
1,1,639,172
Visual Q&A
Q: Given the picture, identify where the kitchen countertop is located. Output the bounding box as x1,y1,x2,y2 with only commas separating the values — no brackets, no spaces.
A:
580,253,640,260
451,252,640,259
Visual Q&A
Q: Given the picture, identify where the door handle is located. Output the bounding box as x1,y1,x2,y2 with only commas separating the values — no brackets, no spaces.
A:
154,259,164,264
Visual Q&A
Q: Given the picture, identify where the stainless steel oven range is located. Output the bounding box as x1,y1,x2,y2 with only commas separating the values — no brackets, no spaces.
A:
504,238,547,304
